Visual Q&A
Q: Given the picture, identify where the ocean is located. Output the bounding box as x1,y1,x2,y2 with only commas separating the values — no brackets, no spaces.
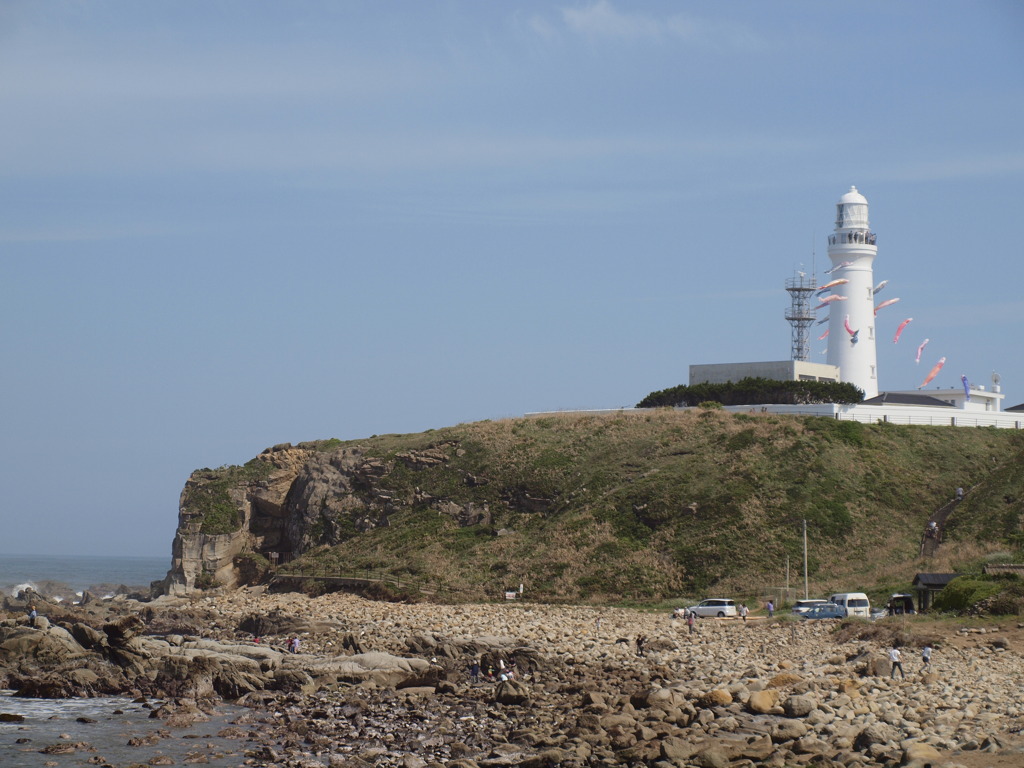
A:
0,553,169,601
0,692,252,767
0,553,263,764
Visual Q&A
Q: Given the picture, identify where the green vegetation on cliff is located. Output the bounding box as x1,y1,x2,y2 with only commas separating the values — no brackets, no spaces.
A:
182,409,1024,602
185,459,275,535
637,377,864,408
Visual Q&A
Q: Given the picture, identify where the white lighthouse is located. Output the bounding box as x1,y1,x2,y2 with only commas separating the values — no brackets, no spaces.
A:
825,186,879,398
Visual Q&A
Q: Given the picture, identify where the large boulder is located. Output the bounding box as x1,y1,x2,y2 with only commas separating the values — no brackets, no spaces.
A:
854,723,899,753
783,693,817,717
70,623,108,653
180,639,284,671
270,668,317,694
699,689,733,708
0,626,87,664
771,719,809,743
302,651,431,688
863,654,892,678
149,653,262,700
747,688,780,714
494,679,531,705
903,742,944,767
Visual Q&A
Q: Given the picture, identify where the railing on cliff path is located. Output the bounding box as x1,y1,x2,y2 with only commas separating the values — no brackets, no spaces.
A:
269,565,443,596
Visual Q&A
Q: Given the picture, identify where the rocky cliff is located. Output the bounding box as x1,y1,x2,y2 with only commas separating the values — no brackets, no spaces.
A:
160,440,481,594
161,444,314,593
160,410,1024,600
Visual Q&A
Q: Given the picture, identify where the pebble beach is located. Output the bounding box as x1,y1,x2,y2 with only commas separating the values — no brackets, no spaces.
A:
190,588,1024,768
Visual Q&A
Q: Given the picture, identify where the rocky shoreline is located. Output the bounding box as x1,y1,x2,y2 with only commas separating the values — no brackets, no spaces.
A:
3,588,1023,767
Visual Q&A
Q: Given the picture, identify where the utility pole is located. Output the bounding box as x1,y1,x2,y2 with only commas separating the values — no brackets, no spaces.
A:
803,519,809,599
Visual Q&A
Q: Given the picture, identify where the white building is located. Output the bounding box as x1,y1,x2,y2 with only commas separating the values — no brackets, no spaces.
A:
690,361,839,386
886,383,1004,412
825,186,879,398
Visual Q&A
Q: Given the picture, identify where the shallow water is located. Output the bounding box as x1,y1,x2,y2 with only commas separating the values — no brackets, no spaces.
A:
0,692,254,767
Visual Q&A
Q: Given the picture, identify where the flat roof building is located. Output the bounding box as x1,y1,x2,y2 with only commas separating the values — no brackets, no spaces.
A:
689,361,841,386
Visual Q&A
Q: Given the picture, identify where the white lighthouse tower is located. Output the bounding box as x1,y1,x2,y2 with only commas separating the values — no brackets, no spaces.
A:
825,186,879,398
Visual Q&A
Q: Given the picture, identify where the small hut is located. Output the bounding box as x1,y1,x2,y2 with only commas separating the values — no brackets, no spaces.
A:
912,573,958,612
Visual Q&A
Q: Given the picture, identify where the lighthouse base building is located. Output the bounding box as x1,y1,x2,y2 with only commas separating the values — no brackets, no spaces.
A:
682,186,1022,429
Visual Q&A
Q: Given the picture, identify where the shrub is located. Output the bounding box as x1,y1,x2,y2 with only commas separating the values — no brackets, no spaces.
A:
637,377,863,408
194,570,218,590
931,577,1001,612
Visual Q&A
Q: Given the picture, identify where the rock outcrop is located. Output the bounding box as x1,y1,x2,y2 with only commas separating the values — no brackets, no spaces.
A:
159,440,484,595
0,599,437,701
161,444,315,594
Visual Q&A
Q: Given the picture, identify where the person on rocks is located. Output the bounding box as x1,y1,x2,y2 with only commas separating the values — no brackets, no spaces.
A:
921,644,932,670
766,600,774,618
635,635,646,657
889,646,905,679
469,661,480,684
27,605,37,626
739,604,749,624
288,637,300,654
956,486,964,501
687,611,697,635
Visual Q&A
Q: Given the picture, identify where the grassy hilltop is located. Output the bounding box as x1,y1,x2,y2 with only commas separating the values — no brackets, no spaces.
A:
191,408,1024,603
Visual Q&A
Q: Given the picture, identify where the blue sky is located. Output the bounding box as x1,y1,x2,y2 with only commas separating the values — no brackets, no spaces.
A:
2,1,1022,557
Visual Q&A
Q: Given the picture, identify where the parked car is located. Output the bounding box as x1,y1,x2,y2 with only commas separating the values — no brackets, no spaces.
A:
686,599,737,618
828,592,872,618
885,593,916,616
800,604,847,620
791,599,831,615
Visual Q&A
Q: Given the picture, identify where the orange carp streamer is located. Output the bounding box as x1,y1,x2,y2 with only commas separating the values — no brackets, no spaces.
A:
893,318,912,344
919,357,946,388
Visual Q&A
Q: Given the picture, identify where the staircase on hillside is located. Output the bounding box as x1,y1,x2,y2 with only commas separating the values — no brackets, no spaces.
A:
919,454,1020,558
920,490,965,557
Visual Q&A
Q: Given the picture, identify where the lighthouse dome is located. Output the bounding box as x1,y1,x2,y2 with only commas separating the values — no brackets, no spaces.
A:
835,185,869,229
838,185,868,206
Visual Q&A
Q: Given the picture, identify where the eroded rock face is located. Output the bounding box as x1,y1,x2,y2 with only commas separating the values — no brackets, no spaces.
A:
158,441,479,595
161,445,315,594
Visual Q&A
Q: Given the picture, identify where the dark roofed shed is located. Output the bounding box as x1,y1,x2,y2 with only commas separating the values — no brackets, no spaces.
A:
912,572,958,612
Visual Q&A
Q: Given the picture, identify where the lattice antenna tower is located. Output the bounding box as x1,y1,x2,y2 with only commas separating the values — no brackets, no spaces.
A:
785,252,817,361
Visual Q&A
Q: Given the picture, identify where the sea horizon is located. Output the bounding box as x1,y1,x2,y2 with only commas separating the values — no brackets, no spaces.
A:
0,552,170,600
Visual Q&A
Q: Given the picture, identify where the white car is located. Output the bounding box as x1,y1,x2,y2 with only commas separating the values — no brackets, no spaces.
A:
686,598,737,618
791,599,831,615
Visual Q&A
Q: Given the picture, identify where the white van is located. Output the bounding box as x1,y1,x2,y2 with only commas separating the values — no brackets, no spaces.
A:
829,592,871,618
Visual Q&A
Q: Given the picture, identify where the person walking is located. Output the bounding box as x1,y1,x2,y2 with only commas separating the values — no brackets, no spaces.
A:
635,635,646,657
469,661,480,684
766,600,774,618
687,611,696,635
921,644,932,670
889,646,905,679
739,604,749,624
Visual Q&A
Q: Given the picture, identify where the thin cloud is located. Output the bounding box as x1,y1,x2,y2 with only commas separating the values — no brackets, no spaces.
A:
561,1,662,42
558,0,769,50
0,118,831,178
871,153,1024,184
